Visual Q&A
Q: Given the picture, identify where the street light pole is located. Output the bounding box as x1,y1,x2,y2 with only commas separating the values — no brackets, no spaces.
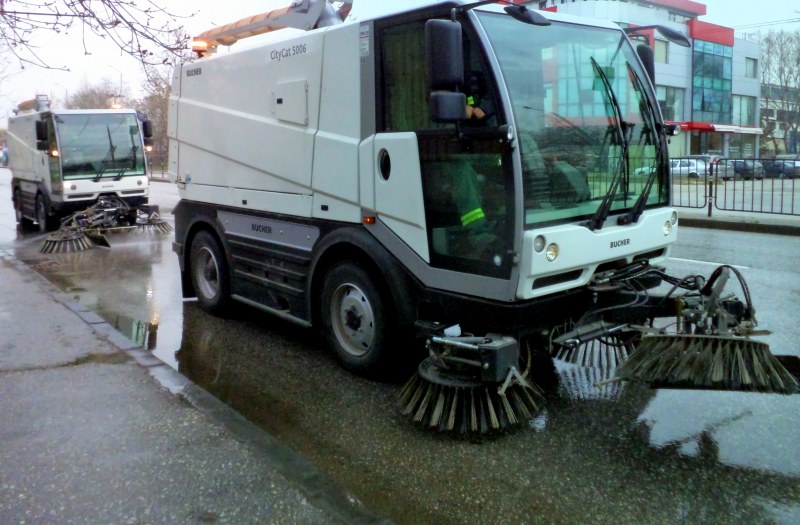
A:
107,65,124,108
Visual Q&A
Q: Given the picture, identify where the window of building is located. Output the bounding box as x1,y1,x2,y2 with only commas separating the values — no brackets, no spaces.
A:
654,40,668,64
656,85,684,121
732,95,756,126
692,40,733,123
745,57,758,79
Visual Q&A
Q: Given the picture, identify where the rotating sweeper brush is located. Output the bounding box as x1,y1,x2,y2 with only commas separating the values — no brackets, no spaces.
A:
553,264,798,394
398,324,545,433
41,196,172,254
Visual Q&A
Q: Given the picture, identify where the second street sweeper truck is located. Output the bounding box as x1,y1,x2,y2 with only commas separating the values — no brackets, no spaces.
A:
169,0,797,433
8,96,172,252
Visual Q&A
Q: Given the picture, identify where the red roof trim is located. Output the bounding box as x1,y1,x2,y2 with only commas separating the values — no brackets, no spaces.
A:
668,122,764,135
688,19,734,46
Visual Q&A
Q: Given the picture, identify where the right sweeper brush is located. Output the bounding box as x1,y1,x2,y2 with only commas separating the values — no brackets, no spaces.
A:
615,265,798,394
398,329,545,433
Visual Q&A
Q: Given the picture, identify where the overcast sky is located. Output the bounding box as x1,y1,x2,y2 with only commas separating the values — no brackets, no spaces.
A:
2,0,799,128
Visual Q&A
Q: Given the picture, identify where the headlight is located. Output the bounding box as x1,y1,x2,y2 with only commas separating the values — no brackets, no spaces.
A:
545,243,559,262
663,220,673,236
533,235,546,253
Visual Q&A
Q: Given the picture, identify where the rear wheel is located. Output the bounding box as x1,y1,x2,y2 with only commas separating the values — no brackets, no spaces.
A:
320,261,394,376
189,230,231,315
14,189,34,229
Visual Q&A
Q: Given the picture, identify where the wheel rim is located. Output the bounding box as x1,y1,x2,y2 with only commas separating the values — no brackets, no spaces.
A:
194,246,220,300
330,282,375,357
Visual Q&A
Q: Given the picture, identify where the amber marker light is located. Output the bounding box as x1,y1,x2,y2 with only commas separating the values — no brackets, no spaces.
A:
192,39,209,57
363,216,376,224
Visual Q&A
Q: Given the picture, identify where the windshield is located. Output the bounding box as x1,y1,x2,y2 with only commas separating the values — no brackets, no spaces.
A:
55,113,146,180
478,13,665,228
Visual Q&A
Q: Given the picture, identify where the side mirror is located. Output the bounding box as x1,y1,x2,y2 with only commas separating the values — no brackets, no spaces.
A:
430,92,467,123
141,119,154,139
636,44,655,86
35,119,49,152
425,19,463,90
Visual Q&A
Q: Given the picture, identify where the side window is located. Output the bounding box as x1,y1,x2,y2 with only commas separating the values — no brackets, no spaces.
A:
380,22,435,132
379,20,500,133
377,18,513,278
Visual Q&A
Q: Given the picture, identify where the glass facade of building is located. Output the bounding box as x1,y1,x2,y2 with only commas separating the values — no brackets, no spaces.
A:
692,40,732,124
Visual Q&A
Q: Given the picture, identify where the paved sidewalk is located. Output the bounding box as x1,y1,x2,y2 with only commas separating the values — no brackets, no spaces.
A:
0,250,387,525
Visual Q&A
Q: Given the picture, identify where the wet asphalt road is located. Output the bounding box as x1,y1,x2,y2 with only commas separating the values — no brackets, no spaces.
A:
2,169,800,524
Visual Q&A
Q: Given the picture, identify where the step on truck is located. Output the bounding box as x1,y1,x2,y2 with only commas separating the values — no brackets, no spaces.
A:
170,0,796,433
9,95,154,232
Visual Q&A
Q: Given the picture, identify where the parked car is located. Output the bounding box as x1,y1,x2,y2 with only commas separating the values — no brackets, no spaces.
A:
763,155,800,179
764,160,799,179
632,164,655,176
669,158,702,178
685,154,720,175
717,159,764,181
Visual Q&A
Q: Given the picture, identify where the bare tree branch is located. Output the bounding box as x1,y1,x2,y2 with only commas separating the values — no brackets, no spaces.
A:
760,29,800,155
0,0,195,69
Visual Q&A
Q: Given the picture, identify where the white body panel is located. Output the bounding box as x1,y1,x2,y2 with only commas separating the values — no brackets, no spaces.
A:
517,209,675,300
7,113,49,186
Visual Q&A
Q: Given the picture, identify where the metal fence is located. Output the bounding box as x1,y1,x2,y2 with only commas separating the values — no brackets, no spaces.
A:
670,157,799,217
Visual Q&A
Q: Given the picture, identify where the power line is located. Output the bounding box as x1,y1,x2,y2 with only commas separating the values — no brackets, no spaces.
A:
733,18,800,31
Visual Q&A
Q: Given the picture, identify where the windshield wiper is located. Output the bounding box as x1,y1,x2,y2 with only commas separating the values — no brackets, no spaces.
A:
619,63,661,226
585,57,628,232
93,125,117,182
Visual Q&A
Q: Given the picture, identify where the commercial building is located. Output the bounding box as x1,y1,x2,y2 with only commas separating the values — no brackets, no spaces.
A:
534,0,763,159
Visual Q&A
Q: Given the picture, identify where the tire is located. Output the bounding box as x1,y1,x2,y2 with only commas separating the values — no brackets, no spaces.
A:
14,189,35,229
189,230,231,315
320,261,394,376
35,194,55,232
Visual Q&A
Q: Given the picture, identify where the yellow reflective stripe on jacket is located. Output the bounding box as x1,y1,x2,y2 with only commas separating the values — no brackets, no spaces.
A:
461,208,485,226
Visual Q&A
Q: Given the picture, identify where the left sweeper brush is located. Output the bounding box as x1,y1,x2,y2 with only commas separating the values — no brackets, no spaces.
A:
398,325,545,433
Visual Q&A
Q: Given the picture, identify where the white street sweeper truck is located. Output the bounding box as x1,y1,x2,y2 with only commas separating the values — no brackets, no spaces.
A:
170,0,797,433
8,96,171,252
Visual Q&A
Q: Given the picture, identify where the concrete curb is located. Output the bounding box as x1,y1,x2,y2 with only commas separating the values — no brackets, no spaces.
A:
679,216,800,236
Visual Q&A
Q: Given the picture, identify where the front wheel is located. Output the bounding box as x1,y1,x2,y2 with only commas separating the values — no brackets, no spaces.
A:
320,261,394,377
189,230,231,315
35,194,55,232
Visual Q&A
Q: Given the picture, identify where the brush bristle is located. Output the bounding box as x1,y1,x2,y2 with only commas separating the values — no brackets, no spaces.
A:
398,372,544,433
616,334,798,394
554,336,631,368
40,233,94,254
